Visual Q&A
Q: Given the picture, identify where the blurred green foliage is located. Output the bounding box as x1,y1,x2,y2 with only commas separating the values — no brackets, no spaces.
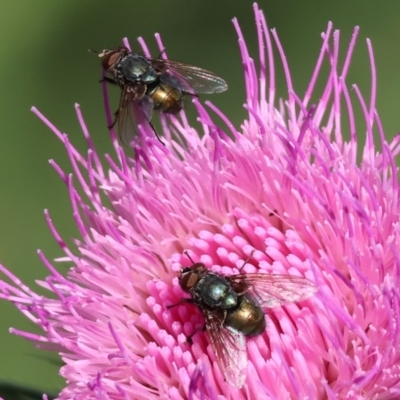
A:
0,382,55,400
1,0,400,396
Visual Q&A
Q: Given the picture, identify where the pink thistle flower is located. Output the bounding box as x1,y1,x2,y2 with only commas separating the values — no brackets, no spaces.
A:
1,3,400,399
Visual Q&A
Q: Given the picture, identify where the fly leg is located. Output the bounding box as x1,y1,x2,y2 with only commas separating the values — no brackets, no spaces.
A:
167,298,204,344
108,109,119,130
166,298,196,309
185,324,206,345
98,76,120,129
100,76,118,85
148,120,165,145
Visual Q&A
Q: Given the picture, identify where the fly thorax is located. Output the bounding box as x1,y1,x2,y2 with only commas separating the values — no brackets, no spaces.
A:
121,55,157,83
220,292,237,309
140,69,158,84
196,274,238,309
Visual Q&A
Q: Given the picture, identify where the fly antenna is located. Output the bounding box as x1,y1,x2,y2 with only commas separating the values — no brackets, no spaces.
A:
156,48,167,59
183,250,196,265
238,250,255,272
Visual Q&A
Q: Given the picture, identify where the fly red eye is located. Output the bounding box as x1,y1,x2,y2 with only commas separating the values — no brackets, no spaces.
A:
178,270,200,292
178,262,206,292
99,50,122,71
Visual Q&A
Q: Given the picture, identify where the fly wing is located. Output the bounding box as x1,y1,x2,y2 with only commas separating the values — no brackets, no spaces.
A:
203,309,247,388
227,273,317,309
156,59,228,94
117,87,154,146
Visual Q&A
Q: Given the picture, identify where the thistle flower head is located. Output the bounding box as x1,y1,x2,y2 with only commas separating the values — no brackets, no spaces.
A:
1,3,400,399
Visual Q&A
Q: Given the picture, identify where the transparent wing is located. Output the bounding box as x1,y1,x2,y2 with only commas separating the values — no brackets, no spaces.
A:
203,309,247,388
156,59,228,94
116,87,154,147
227,273,317,309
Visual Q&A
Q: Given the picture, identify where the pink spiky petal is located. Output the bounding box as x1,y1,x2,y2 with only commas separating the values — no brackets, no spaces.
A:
1,3,400,399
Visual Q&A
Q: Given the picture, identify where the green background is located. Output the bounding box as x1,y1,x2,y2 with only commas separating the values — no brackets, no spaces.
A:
0,0,399,396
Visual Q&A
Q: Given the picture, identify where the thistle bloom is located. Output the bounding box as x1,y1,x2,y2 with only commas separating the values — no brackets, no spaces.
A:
1,4,400,399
